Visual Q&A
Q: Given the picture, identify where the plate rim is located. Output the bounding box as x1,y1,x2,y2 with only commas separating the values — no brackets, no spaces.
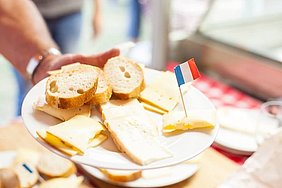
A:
214,128,257,156
80,163,199,187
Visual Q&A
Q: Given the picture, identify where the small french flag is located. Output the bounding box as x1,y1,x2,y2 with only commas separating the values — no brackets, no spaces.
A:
174,58,201,87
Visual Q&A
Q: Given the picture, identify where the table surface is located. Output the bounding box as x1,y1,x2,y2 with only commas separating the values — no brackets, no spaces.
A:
0,119,240,188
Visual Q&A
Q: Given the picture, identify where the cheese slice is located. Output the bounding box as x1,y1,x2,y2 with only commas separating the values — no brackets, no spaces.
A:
37,130,78,156
102,99,172,165
35,96,91,121
46,115,106,154
163,110,216,133
141,101,167,115
101,99,158,135
139,71,179,112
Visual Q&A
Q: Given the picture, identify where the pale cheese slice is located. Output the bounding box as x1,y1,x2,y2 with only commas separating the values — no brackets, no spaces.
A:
139,71,179,112
35,96,91,121
46,115,106,154
163,110,216,133
101,99,158,136
102,99,172,165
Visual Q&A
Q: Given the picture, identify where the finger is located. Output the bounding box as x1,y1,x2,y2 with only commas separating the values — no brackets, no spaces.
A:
80,48,120,67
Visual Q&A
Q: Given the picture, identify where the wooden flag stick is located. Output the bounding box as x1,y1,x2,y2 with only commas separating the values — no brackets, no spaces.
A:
179,86,188,117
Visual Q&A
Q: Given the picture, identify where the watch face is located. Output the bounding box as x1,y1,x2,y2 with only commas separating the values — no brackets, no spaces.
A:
26,57,40,79
26,48,61,79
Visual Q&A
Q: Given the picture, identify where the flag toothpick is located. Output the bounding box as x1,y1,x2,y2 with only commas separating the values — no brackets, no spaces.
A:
179,86,188,117
174,58,201,117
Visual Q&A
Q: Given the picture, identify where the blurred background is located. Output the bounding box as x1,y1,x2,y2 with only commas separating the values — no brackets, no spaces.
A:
0,0,282,125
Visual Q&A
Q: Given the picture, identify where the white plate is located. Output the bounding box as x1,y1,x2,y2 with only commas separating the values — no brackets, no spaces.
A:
22,68,219,170
82,163,198,187
214,129,257,156
215,107,259,155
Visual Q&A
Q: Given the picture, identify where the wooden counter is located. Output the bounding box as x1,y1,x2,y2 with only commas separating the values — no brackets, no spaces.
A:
0,119,240,188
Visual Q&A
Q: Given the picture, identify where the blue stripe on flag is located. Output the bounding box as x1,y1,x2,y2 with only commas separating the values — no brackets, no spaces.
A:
174,65,184,87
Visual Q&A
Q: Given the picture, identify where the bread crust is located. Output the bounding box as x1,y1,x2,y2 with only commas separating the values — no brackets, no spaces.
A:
104,56,144,99
36,153,76,178
89,68,113,105
45,68,98,109
100,168,141,182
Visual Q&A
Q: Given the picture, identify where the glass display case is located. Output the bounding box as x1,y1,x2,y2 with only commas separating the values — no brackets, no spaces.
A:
176,0,282,100
200,0,282,63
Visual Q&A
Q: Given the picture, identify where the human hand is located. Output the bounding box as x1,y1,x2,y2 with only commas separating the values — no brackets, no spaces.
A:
32,48,120,84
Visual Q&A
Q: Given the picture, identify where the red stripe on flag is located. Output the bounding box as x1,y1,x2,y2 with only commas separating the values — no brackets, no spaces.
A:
188,58,201,80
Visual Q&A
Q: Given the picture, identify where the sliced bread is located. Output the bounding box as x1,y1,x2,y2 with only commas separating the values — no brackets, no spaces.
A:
0,168,21,188
103,56,144,99
14,162,39,188
89,67,112,105
37,152,76,178
100,169,142,182
46,67,99,109
39,177,83,188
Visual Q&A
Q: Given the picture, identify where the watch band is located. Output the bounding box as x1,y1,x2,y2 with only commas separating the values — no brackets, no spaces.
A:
26,48,61,80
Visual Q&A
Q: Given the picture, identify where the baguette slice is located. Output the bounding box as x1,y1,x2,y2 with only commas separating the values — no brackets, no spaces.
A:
37,152,76,178
89,67,112,105
39,176,83,188
103,56,144,99
100,169,142,182
14,162,39,188
46,67,99,109
49,63,112,105
0,168,21,188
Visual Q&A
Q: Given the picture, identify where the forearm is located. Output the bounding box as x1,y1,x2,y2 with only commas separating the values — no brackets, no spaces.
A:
93,0,101,17
0,0,58,78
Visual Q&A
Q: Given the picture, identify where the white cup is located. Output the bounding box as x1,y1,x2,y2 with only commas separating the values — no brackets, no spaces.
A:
256,100,282,145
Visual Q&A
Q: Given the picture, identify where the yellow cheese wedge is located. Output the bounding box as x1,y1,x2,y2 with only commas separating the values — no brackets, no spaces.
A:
139,71,179,112
46,115,106,154
35,96,91,121
88,133,108,148
37,130,78,156
141,101,167,115
163,110,216,133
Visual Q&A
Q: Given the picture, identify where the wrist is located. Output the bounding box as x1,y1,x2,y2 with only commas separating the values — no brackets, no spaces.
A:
26,48,61,84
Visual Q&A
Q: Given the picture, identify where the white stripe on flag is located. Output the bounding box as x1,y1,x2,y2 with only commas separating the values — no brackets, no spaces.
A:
180,62,193,83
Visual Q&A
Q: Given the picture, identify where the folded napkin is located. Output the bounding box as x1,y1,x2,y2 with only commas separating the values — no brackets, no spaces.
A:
219,130,282,188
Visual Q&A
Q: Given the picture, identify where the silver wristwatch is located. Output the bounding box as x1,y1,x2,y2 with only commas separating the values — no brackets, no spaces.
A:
26,48,61,80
